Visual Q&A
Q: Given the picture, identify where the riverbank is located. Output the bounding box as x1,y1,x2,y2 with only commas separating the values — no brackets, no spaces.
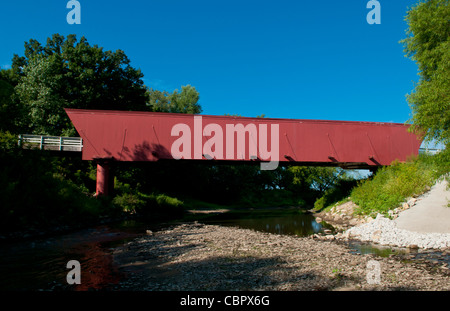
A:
111,222,450,291
313,179,450,250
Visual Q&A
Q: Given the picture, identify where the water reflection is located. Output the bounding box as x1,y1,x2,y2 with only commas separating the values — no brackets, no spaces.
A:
0,226,140,291
203,209,327,237
1,211,447,291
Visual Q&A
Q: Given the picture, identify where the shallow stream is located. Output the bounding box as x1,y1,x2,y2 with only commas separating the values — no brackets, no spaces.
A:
0,208,447,290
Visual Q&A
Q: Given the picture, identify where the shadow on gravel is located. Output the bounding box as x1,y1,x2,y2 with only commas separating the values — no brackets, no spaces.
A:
111,241,385,291
110,225,427,291
113,251,332,291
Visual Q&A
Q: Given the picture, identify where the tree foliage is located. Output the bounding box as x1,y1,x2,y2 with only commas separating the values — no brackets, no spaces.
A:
12,34,148,135
0,33,359,234
401,0,450,146
147,85,201,114
6,33,202,136
0,73,16,132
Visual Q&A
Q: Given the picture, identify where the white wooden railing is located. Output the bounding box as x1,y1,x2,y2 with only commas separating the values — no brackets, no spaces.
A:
18,134,83,152
419,147,443,155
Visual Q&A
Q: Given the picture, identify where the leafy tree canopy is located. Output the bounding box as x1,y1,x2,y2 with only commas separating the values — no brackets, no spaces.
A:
401,0,450,146
9,33,202,135
147,85,201,114
12,34,148,135
0,73,16,132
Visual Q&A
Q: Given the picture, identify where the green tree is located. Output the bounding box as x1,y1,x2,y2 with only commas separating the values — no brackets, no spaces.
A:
13,34,148,135
401,0,450,146
0,71,17,132
147,84,201,114
290,167,339,192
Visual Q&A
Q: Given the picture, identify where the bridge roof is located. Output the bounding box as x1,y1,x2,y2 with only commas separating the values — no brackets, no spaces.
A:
65,108,422,169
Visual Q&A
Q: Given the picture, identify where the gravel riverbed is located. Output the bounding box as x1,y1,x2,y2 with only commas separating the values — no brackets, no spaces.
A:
111,222,450,291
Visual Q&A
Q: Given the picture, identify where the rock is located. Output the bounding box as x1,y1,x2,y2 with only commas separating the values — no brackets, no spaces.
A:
315,217,322,223
323,229,333,234
375,213,384,220
407,244,419,249
402,203,409,210
371,230,382,243
347,230,359,238
407,198,417,207
365,216,374,223
349,219,360,226
340,231,349,239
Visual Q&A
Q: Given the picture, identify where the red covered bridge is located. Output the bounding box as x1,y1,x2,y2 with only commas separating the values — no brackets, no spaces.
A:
65,109,422,196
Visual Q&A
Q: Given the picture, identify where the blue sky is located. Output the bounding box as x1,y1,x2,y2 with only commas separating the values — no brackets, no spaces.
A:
1,0,422,124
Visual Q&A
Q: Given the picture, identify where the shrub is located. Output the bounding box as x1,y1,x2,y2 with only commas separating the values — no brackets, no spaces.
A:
351,154,442,217
112,193,146,213
112,190,184,218
313,178,357,211
313,196,327,211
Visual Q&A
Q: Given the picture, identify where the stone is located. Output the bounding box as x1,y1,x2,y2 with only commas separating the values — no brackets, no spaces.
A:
365,216,374,223
376,213,384,220
407,198,417,207
315,217,322,223
402,203,409,210
349,219,360,226
371,230,382,243
347,231,358,238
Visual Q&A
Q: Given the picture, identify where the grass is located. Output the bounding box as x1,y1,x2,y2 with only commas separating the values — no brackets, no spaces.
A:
350,153,448,217
112,191,183,216
313,178,358,212
182,198,230,211
316,197,352,213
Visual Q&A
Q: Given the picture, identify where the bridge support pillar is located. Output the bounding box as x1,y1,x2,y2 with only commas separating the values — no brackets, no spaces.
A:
95,158,114,197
